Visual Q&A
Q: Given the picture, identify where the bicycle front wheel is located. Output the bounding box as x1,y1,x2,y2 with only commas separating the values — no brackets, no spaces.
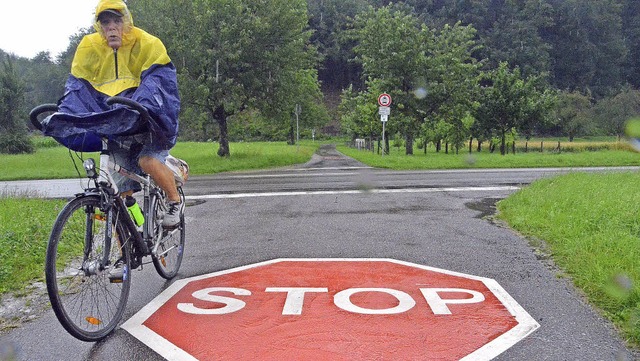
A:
45,195,131,342
151,187,186,279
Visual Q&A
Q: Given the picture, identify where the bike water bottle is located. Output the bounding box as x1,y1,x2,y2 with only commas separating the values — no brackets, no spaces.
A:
125,196,145,226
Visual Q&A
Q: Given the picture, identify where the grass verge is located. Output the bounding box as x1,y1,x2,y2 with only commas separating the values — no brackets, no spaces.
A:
338,146,640,170
497,172,640,346
0,195,66,294
0,141,319,181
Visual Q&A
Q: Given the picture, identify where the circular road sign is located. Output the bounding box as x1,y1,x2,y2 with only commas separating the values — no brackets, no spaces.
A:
378,93,392,107
123,259,539,361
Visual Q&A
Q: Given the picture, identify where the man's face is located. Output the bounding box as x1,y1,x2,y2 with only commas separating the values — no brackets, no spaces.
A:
99,13,124,50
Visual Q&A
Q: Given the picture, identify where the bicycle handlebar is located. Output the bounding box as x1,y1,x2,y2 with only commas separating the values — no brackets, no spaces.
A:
28,97,151,133
28,104,58,131
106,96,152,124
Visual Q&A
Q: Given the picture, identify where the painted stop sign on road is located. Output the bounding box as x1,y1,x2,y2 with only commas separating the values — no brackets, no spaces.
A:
123,259,539,360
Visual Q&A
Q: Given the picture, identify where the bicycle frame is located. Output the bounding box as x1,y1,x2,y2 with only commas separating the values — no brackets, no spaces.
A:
89,138,159,261
95,137,182,263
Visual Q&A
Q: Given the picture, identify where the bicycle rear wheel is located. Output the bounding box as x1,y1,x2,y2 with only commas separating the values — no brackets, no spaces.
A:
151,187,186,279
45,195,131,341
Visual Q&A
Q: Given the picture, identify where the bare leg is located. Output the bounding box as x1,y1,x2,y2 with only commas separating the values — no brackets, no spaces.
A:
139,156,180,203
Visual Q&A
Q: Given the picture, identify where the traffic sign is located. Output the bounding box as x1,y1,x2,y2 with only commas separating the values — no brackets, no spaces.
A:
378,93,392,107
123,259,539,361
379,106,390,116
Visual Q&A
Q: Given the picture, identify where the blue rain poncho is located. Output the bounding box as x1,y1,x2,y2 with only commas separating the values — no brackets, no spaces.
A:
43,0,180,152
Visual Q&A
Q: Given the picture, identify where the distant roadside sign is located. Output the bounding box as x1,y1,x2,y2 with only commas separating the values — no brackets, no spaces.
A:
378,93,392,107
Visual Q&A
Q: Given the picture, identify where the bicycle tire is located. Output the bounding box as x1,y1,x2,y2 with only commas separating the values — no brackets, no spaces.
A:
45,195,131,342
151,187,186,279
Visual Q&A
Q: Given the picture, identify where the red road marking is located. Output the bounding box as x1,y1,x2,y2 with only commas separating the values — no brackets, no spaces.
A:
123,259,538,361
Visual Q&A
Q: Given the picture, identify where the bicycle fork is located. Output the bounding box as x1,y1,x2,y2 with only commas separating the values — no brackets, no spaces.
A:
80,203,115,278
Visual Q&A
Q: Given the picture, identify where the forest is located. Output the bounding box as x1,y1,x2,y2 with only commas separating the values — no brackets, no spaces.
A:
1,0,640,155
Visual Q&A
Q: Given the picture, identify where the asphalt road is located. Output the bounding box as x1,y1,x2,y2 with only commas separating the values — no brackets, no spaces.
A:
1,145,638,360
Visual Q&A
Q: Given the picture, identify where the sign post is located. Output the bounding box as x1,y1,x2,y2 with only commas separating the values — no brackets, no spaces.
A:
378,94,392,156
294,104,301,152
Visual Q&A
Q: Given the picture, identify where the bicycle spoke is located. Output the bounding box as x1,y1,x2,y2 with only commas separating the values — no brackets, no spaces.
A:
151,188,186,279
45,196,131,341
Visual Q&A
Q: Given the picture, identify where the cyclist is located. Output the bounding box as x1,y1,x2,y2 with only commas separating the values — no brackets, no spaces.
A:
50,0,182,227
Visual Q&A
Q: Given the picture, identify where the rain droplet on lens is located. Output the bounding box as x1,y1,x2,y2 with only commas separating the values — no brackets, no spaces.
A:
414,88,427,99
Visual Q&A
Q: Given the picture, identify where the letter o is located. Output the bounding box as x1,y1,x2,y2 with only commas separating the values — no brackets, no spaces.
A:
334,288,416,315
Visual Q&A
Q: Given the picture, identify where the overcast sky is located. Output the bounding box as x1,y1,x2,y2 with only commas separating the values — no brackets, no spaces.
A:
1,0,98,58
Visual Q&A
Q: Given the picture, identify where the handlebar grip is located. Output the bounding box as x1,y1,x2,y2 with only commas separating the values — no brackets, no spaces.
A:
28,104,58,131
106,96,152,123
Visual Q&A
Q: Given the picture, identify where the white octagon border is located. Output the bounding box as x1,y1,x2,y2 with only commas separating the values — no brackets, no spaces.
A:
122,258,540,361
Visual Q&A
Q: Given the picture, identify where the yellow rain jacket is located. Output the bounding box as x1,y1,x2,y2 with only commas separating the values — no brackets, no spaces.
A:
47,0,180,152
72,0,171,96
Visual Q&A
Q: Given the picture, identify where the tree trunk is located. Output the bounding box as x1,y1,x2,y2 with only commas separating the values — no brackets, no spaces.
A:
288,120,295,145
384,131,390,155
214,105,230,157
469,137,473,154
405,133,414,155
500,130,506,155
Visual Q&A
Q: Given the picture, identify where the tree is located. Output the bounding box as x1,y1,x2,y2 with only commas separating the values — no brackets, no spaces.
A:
346,7,483,155
423,22,482,154
622,0,640,88
553,91,593,142
483,0,554,79
0,56,34,154
475,62,552,155
545,0,626,98
130,0,323,156
21,51,66,112
592,87,640,138
339,80,382,145
350,5,429,154
307,0,370,91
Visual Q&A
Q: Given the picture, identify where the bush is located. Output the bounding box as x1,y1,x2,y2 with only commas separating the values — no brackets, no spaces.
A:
31,135,61,149
0,133,35,154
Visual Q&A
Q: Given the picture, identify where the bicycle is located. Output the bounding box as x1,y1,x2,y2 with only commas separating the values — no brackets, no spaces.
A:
29,97,186,342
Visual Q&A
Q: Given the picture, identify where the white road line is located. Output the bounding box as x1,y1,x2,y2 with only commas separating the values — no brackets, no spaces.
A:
186,186,520,200
216,172,360,179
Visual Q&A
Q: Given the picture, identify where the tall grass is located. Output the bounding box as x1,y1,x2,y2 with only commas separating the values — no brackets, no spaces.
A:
497,172,640,345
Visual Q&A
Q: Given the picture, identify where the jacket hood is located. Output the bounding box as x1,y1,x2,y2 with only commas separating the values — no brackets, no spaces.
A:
93,0,134,39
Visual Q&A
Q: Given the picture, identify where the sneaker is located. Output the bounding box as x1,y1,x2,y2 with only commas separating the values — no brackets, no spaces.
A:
162,201,183,228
